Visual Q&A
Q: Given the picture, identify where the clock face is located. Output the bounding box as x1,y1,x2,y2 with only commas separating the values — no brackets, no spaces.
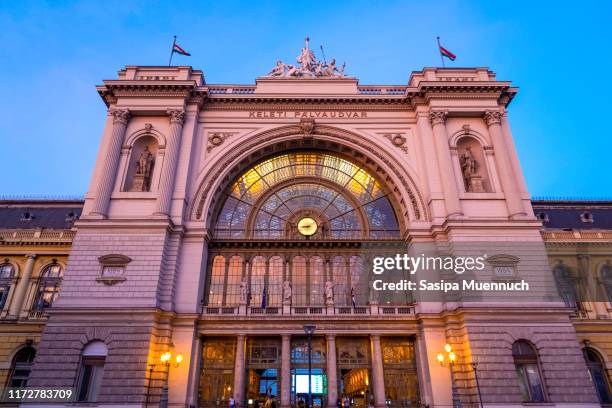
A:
297,217,318,236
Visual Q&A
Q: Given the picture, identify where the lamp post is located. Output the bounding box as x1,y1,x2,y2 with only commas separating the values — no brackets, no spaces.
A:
437,343,461,408
471,362,483,408
303,324,316,408
159,350,184,408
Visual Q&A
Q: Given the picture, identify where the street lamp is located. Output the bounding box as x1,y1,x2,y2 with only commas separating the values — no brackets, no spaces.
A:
159,350,184,408
303,324,316,408
471,362,483,408
437,343,461,408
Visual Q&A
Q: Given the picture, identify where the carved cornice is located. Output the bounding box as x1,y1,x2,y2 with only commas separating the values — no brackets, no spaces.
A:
429,111,447,126
167,109,186,125
96,81,205,107
110,108,130,125
483,110,503,126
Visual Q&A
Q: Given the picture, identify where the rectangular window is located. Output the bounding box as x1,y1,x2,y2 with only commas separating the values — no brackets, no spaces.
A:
77,356,105,402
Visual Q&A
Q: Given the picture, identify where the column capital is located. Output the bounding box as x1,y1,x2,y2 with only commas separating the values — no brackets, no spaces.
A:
370,333,381,341
326,333,336,340
281,334,292,340
483,110,503,126
236,333,247,340
429,110,447,126
24,254,37,260
110,108,131,125
167,109,186,125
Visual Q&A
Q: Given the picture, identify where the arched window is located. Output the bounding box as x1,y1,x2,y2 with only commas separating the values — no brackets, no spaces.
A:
583,348,612,404
512,340,546,402
76,341,108,402
332,256,348,306
226,256,244,306
310,256,325,306
553,264,578,308
268,256,284,306
250,256,266,307
0,262,15,310
602,263,612,304
33,263,63,311
291,256,307,306
208,256,226,306
7,346,36,387
350,256,367,306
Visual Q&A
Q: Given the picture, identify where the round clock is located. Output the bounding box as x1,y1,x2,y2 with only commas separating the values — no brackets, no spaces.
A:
297,217,318,236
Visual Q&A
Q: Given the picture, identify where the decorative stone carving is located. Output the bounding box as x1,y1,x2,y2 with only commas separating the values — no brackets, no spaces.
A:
484,110,502,126
240,279,248,304
111,109,130,125
459,146,485,193
283,280,292,305
429,111,447,126
96,254,131,285
299,118,315,135
144,123,153,131
264,36,347,78
382,133,408,153
325,281,334,305
130,145,155,192
207,132,235,152
167,109,186,125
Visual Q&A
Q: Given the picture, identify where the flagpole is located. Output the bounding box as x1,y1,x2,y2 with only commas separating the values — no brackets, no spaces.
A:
168,35,176,66
437,36,445,68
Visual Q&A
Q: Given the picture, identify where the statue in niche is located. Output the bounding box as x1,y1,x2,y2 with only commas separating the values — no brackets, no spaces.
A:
325,281,334,304
459,146,485,193
283,280,292,304
130,145,155,192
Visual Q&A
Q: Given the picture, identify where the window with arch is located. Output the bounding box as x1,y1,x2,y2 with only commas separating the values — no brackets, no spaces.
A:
32,262,63,311
124,135,159,192
512,340,546,402
76,341,108,402
583,347,612,404
213,152,400,240
0,262,15,310
7,345,36,387
553,263,579,308
601,263,612,305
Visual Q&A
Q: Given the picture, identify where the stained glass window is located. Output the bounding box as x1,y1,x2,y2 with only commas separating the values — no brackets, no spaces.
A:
214,152,400,239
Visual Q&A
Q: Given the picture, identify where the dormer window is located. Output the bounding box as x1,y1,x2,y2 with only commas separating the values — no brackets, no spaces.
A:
536,212,549,222
21,211,34,221
580,211,594,223
65,211,78,222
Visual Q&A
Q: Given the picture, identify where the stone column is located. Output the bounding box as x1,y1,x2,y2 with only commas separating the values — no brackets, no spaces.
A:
90,109,130,217
281,334,291,408
154,109,186,216
484,110,525,218
326,334,338,407
370,334,386,408
233,334,247,407
429,111,462,218
8,254,36,318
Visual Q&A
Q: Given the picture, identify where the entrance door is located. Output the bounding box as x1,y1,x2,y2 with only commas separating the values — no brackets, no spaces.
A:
291,337,327,407
199,338,236,408
336,338,372,408
381,337,419,407
247,338,281,408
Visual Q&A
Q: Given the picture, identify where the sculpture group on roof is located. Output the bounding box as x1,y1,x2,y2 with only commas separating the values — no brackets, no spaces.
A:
266,37,347,78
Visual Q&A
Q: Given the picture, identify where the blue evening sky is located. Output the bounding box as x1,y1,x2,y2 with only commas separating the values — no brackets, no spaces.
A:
1,1,610,198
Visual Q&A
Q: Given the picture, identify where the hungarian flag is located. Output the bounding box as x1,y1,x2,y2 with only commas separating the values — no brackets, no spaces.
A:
439,44,456,61
172,42,191,56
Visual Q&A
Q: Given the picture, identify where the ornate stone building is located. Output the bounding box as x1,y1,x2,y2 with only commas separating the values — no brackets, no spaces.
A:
5,42,612,408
